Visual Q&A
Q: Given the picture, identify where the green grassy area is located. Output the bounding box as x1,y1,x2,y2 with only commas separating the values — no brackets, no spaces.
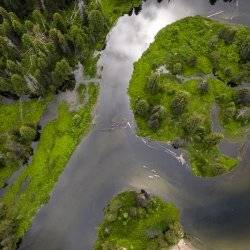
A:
129,16,250,177
95,190,184,250
100,0,142,25
1,83,98,238
0,99,49,188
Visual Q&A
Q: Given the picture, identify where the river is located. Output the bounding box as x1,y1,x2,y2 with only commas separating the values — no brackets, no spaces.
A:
20,0,250,249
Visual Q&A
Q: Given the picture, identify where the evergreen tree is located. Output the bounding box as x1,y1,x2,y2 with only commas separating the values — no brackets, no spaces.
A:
52,58,72,89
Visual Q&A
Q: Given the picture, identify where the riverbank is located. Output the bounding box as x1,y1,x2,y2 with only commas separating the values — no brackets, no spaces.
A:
1,83,99,245
129,16,250,177
95,190,184,250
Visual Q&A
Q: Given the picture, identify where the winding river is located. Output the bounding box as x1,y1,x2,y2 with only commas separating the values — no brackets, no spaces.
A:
20,1,250,249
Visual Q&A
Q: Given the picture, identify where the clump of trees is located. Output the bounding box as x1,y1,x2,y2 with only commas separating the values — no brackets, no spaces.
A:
0,2,109,97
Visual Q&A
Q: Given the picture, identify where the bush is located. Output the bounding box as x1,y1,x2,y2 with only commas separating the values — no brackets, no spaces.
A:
182,114,203,135
151,105,166,121
0,153,5,168
240,37,250,62
19,125,36,142
172,63,182,75
0,203,18,250
218,27,236,44
210,51,220,68
197,80,209,94
223,102,236,121
135,99,149,117
171,91,189,116
185,55,197,67
208,35,219,48
148,118,160,131
148,105,166,131
204,133,223,148
146,73,161,94
10,74,27,96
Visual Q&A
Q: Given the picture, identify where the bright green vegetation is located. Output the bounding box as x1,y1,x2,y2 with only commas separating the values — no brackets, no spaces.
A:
101,0,142,24
0,1,144,248
129,16,250,177
95,190,184,250
1,83,98,247
0,99,49,188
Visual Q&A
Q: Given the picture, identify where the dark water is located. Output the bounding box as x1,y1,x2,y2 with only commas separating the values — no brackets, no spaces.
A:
20,0,250,249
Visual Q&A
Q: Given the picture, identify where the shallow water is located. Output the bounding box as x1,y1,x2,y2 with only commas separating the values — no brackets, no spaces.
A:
20,1,250,249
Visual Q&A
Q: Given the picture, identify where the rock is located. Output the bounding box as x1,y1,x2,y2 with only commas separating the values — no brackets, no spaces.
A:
172,138,185,149
136,190,150,208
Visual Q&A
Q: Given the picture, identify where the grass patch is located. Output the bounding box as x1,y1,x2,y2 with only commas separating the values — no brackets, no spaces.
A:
129,16,250,177
95,190,183,250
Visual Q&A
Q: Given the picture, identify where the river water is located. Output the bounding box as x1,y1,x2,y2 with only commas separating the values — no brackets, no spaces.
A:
20,0,250,249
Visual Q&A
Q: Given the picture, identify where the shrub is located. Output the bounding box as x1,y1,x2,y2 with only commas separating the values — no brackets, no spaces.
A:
185,55,197,67
210,51,220,68
223,102,236,121
165,229,179,245
197,80,209,94
0,153,5,168
135,99,149,117
240,37,250,62
151,105,166,121
208,35,219,48
172,62,182,75
146,73,161,94
148,105,166,131
0,203,18,250
204,133,223,148
148,118,160,131
182,114,203,135
171,91,189,116
218,27,236,44
10,74,26,96
19,125,36,142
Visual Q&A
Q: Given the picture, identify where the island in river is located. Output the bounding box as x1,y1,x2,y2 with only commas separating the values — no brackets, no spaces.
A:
95,190,186,250
129,15,250,177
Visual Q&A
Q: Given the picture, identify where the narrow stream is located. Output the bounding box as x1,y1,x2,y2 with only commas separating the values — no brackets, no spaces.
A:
20,1,250,250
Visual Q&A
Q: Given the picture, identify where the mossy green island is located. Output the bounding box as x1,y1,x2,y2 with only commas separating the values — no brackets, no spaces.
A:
129,16,250,177
95,190,184,250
